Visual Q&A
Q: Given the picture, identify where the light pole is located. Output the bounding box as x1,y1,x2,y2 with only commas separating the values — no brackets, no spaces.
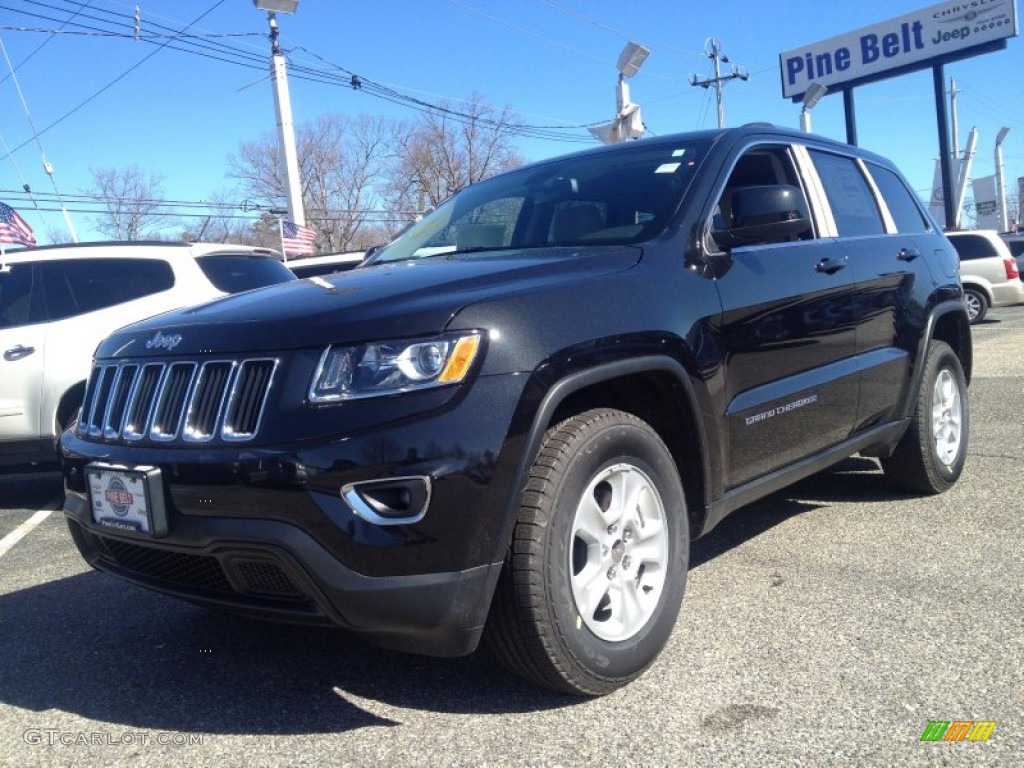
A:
995,127,1010,232
588,42,649,144
253,0,305,227
800,82,828,133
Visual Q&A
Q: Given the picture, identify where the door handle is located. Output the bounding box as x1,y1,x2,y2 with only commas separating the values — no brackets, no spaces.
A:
898,247,920,262
815,256,848,275
3,345,35,361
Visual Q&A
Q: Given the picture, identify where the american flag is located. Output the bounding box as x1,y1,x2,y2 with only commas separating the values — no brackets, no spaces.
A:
0,202,36,248
280,219,316,258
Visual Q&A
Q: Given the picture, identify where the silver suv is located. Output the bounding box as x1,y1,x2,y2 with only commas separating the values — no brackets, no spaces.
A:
0,241,295,468
946,230,1024,323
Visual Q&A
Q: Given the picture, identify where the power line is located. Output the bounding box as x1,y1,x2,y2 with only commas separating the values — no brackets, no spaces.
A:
8,0,228,153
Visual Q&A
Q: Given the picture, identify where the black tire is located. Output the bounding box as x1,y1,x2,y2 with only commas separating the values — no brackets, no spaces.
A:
881,340,969,494
963,288,988,324
484,408,689,696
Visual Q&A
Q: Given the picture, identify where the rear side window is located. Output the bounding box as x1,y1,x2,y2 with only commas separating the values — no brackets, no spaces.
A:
809,150,885,237
868,164,931,234
1003,239,1024,258
197,255,295,293
948,235,996,261
40,258,175,321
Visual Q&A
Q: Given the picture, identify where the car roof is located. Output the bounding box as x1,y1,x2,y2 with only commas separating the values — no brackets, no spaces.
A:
0,241,283,264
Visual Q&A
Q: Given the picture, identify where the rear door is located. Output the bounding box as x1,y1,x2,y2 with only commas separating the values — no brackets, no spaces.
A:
804,149,937,432
711,142,859,488
0,262,47,452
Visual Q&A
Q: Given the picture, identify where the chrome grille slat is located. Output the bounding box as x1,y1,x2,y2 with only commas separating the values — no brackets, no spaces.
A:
151,363,196,441
184,361,234,442
123,364,163,441
223,359,276,440
102,364,139,439
77,357,277,444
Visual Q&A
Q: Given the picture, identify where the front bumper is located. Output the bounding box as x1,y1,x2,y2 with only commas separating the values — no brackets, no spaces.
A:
64,492,501,656
60,373,528,657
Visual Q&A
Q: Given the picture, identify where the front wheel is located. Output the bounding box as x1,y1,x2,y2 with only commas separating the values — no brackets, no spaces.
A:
881,340,969,494
485,409,688,696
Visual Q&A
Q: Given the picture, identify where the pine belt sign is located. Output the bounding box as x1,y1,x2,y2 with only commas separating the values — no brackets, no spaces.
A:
780,0,1019,100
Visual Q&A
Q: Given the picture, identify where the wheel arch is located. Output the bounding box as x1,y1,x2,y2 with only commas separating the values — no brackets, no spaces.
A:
54,381,86,438
959,279,992,306
508,356,713,543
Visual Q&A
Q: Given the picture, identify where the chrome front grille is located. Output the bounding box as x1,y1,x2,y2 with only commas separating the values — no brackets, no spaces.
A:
80,358,277,444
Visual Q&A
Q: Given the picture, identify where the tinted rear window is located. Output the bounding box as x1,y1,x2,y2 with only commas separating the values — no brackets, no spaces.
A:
1003,239,1024,258
40,258,175,321
808,150,885,237
948,235,996,261
868,164,930,234
197,255,296,293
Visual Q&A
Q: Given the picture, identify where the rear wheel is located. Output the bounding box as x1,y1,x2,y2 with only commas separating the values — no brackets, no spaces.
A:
962,288,988,324
485,409,688,696
882,340,968,494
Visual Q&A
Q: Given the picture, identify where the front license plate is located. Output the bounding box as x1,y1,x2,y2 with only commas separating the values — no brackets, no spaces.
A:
86,463,167,537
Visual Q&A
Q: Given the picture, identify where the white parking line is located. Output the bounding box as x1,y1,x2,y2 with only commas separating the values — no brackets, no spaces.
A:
0,509,53,557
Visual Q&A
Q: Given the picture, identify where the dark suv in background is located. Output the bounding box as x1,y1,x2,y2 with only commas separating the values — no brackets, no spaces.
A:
60,125,971,696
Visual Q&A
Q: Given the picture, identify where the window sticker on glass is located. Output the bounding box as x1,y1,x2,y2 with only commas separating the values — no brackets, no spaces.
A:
655,162,682,174
671,149,687,158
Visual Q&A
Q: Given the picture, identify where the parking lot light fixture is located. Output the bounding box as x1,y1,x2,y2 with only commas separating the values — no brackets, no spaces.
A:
253,0,298,14
800,82,828,133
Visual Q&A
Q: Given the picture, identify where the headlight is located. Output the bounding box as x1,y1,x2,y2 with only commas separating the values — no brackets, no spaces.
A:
309,332,482,402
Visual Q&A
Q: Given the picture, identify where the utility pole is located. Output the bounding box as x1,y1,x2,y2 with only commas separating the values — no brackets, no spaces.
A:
950,77,960,159
995,127,1011,233
254,1,305,227
690,38,748,129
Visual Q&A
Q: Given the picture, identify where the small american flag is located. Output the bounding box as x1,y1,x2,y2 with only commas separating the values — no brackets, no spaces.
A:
0,202,36,248
280,219,316,258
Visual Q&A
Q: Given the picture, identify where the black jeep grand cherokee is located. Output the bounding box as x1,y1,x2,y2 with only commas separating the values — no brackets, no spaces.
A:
61,125,971,696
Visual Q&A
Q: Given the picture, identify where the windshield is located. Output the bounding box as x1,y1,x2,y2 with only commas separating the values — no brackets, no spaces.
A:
372,140,709,263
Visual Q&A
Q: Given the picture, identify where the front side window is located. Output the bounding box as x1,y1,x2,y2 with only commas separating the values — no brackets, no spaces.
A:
809,150,885,237
372,141,709,263
39,258,175,321
710,144,813,245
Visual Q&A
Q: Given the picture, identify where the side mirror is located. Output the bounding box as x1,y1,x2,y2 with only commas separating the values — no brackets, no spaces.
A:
712,185,811,248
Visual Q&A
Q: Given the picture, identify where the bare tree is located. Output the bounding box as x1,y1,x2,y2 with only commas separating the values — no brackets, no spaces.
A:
385,92,525,213
177,189,265,245
228,113,391,252
85,165,167,241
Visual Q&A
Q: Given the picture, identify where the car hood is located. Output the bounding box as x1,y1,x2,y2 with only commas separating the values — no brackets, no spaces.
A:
97,247,642,357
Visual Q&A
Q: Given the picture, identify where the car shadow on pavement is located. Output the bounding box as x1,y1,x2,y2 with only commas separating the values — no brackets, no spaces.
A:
0,568,577,735
0,457,907,731
0,468,63,508
691,456,903,568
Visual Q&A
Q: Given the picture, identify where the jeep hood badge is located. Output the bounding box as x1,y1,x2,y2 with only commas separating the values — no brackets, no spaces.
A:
145,331,183,350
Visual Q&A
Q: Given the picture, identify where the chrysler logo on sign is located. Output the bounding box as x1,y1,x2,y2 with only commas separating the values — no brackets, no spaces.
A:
145,331,183,350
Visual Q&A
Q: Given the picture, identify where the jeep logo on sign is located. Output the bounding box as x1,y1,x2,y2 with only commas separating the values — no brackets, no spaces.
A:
145,331,183,350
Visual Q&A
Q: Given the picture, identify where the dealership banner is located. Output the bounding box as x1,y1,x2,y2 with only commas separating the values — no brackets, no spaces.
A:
780,0,1019,99
971,175,999,229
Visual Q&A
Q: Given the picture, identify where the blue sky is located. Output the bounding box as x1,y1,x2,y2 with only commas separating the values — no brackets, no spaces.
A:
1,0,1021,244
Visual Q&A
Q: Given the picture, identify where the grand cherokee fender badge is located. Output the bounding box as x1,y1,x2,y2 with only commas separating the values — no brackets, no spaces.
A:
145,331,183,350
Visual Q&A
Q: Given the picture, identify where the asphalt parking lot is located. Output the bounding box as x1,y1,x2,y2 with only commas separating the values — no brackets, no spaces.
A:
1,309,1021,768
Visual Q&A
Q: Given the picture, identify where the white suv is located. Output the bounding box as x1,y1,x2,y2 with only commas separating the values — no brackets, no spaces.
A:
0,241,295,468
946,230,1024,323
